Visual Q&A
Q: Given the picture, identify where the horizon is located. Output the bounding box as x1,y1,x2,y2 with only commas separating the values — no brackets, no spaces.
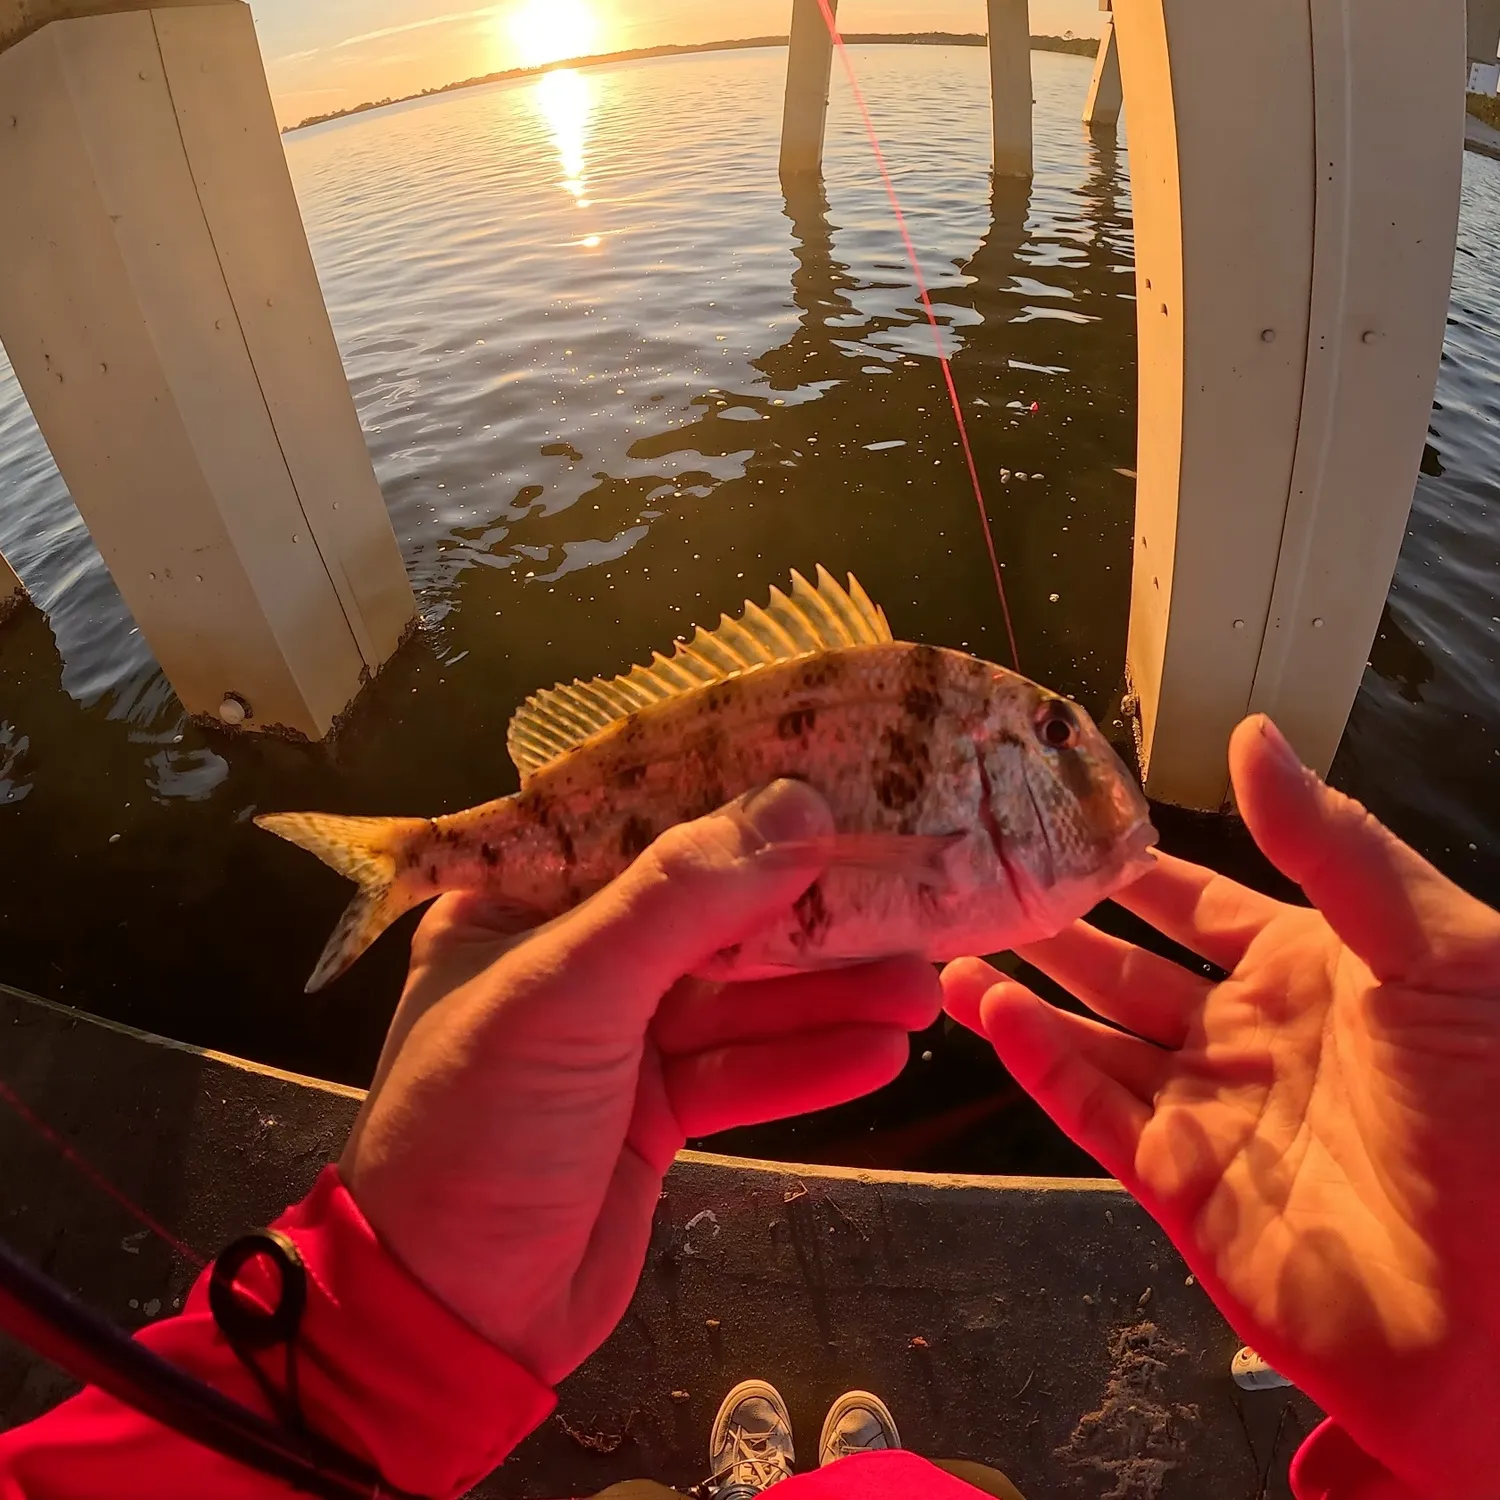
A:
248,1,1107,129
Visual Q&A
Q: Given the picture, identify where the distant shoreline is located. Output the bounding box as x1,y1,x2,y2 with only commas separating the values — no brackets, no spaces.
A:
281,32,1098,134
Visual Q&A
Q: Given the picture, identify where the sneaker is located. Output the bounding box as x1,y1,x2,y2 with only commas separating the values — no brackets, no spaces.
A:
818,1390,901,1466
708,1379,796,1495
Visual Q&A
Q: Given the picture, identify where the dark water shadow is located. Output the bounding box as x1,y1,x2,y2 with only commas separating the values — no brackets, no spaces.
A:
708,150,1141,1176
0,125,1329,1183
0,982,355,1427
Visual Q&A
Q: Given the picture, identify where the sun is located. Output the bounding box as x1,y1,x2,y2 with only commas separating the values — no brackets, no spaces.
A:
507,0,602,70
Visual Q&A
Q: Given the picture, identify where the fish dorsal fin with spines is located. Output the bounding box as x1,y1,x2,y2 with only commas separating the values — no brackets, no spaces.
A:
506,567,892,782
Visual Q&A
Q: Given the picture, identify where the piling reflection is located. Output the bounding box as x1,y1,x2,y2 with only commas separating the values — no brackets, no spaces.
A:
756,177,864,391
705,165,1150,1176
943,137,1137,718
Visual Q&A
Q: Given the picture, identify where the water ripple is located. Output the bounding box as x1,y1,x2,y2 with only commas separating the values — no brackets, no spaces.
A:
0,45,1495,1096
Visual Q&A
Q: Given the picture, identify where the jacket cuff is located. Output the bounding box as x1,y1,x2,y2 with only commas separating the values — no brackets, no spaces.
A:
173,1165,557,1498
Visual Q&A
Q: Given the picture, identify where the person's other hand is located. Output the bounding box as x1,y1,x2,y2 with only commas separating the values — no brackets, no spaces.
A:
340,781,940,1386
943,715,1500,1500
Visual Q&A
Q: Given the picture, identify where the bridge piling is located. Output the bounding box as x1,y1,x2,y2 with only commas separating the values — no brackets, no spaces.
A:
1117,0,1466,808
987,0,1034,178
0,1,415,739
1083,15,1124,127
0,553,24,621
1470,0,1500,91
780,0,838,180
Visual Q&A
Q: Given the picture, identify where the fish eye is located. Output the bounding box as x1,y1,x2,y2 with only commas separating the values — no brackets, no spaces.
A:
1035,699,1080,751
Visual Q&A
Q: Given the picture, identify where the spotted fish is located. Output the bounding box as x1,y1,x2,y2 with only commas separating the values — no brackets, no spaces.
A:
258,568,1157,991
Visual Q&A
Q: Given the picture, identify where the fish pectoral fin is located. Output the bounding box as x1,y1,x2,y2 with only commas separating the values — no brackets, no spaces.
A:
759,832,966,889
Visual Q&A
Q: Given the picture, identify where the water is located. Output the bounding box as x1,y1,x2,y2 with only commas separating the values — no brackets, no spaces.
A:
0,46,1496,1174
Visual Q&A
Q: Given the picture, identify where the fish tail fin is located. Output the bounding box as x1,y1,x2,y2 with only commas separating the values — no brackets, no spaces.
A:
255,812,434,992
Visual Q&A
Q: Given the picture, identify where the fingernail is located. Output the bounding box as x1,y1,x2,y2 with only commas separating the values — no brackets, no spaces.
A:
1257,715,1304,773
736,779,831,849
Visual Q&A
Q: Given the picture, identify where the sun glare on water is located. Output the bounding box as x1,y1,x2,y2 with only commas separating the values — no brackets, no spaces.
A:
534,69,594,206
506,0,602,70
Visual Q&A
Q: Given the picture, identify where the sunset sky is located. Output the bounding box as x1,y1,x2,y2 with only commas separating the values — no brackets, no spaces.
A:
248,0,1107,127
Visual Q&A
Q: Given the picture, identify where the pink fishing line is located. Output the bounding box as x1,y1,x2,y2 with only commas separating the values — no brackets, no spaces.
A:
811,0,1022,671
0,1077,206,1269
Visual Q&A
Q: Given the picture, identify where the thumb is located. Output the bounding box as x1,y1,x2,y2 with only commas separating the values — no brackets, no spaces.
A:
1231,715,1500,984
530,779,834,1014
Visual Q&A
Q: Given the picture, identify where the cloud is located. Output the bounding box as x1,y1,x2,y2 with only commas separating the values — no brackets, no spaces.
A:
270,4,500,66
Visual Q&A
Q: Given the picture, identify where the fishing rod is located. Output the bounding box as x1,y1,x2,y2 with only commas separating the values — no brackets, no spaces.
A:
0,1077,418,1494
0,1227,425,1499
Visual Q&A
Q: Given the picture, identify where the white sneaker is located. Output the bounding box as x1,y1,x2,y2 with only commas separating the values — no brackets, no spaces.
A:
708,1379,796,1495
818,1390,901,1466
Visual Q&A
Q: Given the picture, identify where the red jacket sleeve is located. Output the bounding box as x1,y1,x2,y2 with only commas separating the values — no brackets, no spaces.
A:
740,1442,1422,1500
770,1452,1012,1498
0,1167,556,1499
1290,1421,1418,1500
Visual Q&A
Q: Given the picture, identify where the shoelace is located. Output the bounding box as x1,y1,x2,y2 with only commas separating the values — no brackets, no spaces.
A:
721,1422,791,1492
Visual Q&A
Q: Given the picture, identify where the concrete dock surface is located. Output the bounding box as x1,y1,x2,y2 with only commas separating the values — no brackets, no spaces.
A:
0,986,1320,1497
1466,109,1500,160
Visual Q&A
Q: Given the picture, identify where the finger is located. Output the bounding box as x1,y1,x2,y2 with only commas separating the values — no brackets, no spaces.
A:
977,977,1172,1104
408,892,538,978
941,955,1004,1035
362,894,527,1107
972,980,1157,1186
944,963,1170,1108
419,890,538,937
518,780,836,1024
1014,922,1211,1048
652,957,942,1056
1110,851,1283,972
1232,715,1500,983
943,934,1207,1052
666,1025,911,1138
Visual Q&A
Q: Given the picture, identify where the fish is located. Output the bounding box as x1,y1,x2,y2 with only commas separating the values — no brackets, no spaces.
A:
258,567,1158,992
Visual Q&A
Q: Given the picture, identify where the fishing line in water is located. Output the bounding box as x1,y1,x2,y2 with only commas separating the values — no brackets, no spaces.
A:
0,1077,206,1269
812,0,1022,673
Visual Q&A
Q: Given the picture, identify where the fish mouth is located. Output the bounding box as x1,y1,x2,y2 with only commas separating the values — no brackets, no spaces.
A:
1110,821,1161,885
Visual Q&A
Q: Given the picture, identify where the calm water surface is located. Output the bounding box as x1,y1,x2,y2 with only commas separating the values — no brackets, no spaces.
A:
0,47,1496,1173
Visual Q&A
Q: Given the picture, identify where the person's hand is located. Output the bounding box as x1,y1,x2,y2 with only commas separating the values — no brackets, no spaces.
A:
339,781,940,1386
943,715,1500,1500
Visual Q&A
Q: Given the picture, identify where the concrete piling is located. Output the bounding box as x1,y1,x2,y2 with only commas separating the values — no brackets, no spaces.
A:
0,2,415,739
1083,15,1124,127
987,0,1034,178
1117,0,1466,807
0,552,25,621
1469,0,1500,91
780,0,839,180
